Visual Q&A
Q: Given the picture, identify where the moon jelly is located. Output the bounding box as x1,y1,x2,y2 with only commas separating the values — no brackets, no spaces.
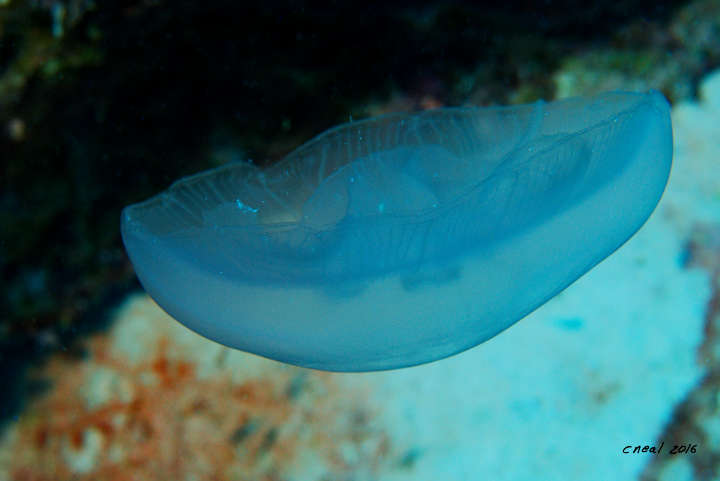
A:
121,90,672,371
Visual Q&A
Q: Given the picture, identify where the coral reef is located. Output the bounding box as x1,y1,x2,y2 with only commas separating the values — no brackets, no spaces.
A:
0,295,392,480
554,0,720,101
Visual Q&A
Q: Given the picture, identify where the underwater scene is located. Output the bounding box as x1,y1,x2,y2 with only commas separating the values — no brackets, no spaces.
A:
1,1,720,480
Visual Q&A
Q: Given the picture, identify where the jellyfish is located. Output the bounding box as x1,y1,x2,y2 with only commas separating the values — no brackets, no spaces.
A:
121,90,672,371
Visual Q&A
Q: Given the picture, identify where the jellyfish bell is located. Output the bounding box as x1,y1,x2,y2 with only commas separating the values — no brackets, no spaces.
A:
121,90,672,372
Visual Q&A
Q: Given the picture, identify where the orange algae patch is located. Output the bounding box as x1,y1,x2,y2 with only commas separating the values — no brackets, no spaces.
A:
3,331,391,480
